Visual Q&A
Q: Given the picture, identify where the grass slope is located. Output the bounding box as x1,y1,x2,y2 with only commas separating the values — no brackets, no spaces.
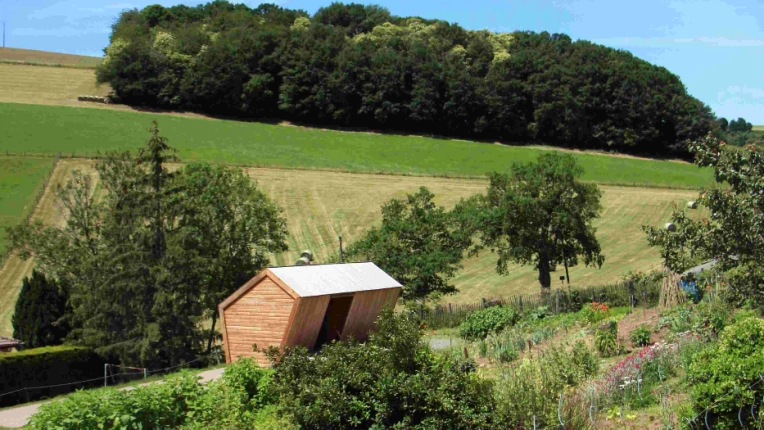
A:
0,157,55,255
0,160,696,336
0,65,110,108
0,103,712,188
754,125,764,131
0,47,101,68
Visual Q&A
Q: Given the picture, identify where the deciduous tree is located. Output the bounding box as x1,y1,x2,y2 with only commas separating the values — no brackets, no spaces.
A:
345,187,471,302
473,153,605,290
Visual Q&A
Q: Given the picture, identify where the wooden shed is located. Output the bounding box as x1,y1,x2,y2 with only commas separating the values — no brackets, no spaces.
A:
218,262,402,365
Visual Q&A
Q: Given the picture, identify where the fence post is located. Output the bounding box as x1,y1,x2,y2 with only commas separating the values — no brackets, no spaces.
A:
448,303,452,317
519,296,523,313
104,363,108,387
481,297,486,309
643,291,647,317
555,290,560,314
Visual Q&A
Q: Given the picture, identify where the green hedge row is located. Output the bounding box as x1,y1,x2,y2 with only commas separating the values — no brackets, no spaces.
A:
0,346,103,407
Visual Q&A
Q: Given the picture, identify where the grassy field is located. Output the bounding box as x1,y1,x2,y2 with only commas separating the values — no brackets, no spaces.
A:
0,65,110,108
0,160,697,336
0,47,101,68
0,103,713,188
0,157,56,255
754,125,764,131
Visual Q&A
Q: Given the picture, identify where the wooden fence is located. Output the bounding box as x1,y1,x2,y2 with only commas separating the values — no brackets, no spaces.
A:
419,280,661,329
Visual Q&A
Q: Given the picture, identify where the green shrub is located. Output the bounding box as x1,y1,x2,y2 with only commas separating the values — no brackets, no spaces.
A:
0,345,101,407
629,324,652,347
29,359,279,430
594,320,620,357
459,306,519,340
12,270,70,349
270,309,500,430
686,317,764,429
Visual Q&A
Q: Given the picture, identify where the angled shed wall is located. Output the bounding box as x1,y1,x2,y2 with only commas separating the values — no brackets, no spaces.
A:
283,296,331,350
341,288,400,342
222,276,295,365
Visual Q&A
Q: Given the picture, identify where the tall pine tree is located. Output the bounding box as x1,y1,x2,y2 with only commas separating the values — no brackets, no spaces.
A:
12,271,69,349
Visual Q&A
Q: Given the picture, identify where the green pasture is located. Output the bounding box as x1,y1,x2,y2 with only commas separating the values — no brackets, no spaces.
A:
0,102,713,188
0,157,54,255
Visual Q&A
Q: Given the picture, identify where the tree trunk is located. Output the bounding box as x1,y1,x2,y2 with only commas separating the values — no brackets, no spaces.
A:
538,249,551,290
206,313,217,354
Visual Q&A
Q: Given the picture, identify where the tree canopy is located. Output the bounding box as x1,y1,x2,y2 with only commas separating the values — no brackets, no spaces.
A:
643,134,764,307
95,1,715,156
8,122,288,366
470,153,605,290
12,271,70,349
345,187,471,302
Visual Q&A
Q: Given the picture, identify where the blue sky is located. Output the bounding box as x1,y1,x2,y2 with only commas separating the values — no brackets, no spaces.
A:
1,0,762,123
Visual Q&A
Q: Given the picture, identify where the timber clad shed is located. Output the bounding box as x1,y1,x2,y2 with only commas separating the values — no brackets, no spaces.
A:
218,262,402,365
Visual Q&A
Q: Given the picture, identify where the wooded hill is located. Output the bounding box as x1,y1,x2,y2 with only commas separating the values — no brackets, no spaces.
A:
97,1,715,157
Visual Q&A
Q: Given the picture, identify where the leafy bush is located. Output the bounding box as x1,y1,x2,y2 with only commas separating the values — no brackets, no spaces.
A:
29,359,280,430
269,309,500,430
459,306,519,340
525,305,550,323
594,320,620,357
629,324,652,347
0,346,101,407
685,317,764,429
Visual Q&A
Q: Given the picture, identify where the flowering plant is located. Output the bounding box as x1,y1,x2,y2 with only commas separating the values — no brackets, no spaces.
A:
580,302,610,325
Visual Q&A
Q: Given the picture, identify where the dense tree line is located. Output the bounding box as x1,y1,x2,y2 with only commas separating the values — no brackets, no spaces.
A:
97,1,715,156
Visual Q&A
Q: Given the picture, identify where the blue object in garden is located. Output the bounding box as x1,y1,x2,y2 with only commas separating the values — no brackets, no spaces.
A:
680,279,700,302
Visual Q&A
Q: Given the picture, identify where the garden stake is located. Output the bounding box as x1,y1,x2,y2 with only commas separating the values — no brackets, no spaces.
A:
705,409,711,430
558,393,564,427
533,415,537,430
589,402,594,425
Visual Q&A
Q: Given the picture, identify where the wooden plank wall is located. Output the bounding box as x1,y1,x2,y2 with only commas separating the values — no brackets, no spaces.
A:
341,288,400,342
223,276,295,366
283,295,330,351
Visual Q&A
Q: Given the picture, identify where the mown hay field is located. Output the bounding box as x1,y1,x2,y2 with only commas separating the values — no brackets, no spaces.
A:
0,102,713,188
0,47,101,68
0,64,110,109
754,125,764,131
0,160,697,336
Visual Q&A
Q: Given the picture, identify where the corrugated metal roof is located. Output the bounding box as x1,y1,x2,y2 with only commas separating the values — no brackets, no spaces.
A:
269,262,402,297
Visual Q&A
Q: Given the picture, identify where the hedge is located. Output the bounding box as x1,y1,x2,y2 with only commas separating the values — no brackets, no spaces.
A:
0,345,103,407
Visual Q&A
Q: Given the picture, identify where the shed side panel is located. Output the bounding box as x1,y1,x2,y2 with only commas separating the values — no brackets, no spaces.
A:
341,288,400,342
224,277,295,366
283,295,331,350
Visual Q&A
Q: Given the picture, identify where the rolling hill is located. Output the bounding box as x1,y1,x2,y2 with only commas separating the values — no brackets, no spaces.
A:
0,160,697,336
0,50,709,337
0,47,101,67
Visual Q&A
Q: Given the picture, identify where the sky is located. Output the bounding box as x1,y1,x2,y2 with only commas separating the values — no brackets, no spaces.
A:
0,0,762,124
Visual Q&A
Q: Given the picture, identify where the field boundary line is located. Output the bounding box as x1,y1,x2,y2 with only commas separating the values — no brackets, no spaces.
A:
0,60,97,70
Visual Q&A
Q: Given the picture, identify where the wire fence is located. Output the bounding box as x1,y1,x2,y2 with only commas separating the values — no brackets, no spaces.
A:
419,280,661,329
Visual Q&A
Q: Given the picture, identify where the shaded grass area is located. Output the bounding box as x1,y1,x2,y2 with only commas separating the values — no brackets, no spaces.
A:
0,103,713,188
0,157,55,255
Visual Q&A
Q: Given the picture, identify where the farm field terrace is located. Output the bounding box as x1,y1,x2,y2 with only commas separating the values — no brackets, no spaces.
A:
0,157,56,255
0,160,697,336
0,102,713,188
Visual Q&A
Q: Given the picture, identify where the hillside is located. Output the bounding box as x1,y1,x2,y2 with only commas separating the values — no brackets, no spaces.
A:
0,103,713,188
0,160,697,337
95,2,714,156
0,47,101,68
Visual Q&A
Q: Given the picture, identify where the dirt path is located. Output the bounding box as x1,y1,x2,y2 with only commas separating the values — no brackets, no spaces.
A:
0,368,225,428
